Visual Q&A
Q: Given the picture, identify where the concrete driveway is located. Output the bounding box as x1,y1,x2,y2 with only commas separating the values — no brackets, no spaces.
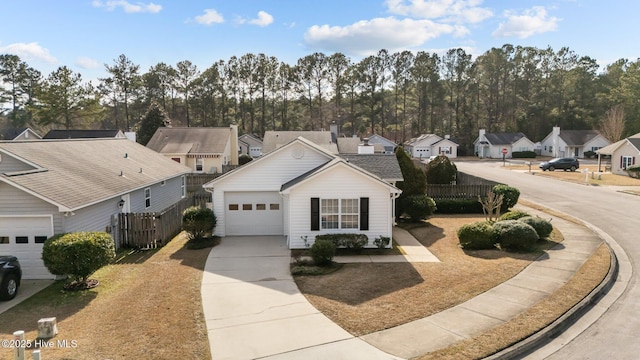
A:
201,236,399,360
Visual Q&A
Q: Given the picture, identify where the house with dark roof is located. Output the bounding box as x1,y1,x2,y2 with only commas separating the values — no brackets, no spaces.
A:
146,126,239,173
0,138,191,279
474,129,535,159
43,129,125,139
0,127,41,141
404,134,458,159
238,133,263,158
367,134,397,154
262,130,338,154
596,133,640,175
540,126,611,158
202,137,402,248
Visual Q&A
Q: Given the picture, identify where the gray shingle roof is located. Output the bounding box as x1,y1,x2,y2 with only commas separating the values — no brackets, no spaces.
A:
43,129,123,139
629,138,640,152
262,131,337,154
559,130,602,146
238,134,263,147
0,138,190,211
146,127,231,154
484,132,528,145
341,154,403,181
1,128,28,140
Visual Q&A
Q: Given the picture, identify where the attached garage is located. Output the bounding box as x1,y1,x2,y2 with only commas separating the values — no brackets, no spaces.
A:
224,192,283,236
0,216,55,279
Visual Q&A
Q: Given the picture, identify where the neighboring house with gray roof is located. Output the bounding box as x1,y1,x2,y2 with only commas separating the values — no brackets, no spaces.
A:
146,126,239,173
43,129,125,139
0,138,191,279
540,126,611,158
367,134,397,154
203,136,402,248
238,133,263,158
0,127,41,141
474,129,535,158
404,134,458,159
262,130,338,154
596,132,640,175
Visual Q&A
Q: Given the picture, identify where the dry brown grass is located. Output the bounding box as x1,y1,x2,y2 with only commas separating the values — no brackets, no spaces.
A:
295,215,564,336
0,232,211,360
418,243,610,360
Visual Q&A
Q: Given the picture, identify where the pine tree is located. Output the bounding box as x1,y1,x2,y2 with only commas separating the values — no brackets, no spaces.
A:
137,102,170,145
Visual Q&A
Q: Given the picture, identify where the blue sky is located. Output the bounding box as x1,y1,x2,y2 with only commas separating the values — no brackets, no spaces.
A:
1,0,637,82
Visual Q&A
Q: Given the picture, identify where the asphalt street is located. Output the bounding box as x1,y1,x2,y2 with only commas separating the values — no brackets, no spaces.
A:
457,162,640,360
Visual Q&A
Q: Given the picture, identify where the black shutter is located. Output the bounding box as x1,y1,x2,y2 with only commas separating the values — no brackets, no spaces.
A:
360,197,369,230
311,198,319,231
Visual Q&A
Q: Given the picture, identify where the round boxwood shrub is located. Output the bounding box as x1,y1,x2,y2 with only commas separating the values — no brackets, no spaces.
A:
493,220,538,251
182,206,217,242
402,195,437,222
518,216,553,239
42,232,116,287
310,239,336,266
492,185,520,212
457,221,496,250
498,210,530,221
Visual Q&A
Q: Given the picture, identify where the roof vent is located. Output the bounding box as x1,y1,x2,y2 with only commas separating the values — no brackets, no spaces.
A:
119,170,124,176
124,153,128,158
139,168,143,173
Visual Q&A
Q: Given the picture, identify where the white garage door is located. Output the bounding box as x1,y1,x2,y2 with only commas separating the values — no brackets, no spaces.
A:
0,216,55,279
224,192,283,235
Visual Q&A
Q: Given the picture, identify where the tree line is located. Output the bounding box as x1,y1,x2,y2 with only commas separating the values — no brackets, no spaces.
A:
1,44,639,153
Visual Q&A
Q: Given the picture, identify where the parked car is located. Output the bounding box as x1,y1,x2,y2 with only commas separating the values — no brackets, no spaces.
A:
0,255,22,300
539,157,580,172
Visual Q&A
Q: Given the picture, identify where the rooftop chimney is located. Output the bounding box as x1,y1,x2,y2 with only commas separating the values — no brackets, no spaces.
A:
358,138,375,154
229,124,239,166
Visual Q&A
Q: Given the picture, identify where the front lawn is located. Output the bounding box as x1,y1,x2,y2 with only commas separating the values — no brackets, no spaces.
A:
0,232,212,360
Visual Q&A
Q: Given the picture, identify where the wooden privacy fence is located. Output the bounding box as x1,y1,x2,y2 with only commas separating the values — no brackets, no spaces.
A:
117,195,210,249
426,184,496,200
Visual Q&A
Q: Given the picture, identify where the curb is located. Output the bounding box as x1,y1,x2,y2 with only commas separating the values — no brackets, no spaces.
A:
484,206,621,359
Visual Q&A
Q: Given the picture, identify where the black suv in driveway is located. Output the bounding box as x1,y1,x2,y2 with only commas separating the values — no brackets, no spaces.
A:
539,157,580,172
0,255,22,300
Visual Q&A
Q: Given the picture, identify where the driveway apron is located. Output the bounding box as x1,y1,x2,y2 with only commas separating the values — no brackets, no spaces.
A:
201,236,398,360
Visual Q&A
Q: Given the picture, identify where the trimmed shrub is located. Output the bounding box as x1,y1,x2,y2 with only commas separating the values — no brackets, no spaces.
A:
310,239,336,266
239,154,253,165
512,151,536,158
182,206,217,242
627,165,640,179
498,210,530,221
402,194,437,222
493,220,539,251
291,265,324,276
395,146,427,217
492,184,520,212
425,155,457,184
374,236,391,249
519,216,553,239
457,221,496,250
584,150,596,159
42,232,116,285
315,233,368,249
434,199,484,214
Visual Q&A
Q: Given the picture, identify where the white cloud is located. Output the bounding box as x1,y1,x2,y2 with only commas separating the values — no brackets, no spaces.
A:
385,0,493,23
249,11,274,27
194,9,224,26
76,57,101,69
92,0,162,14
0,42,57,63
304,17,457,56
493,6,559,38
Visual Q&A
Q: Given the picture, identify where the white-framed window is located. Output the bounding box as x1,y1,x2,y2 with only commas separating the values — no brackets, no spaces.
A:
592,146,602,151
622,156,634,169
180,175,186,198
195,158,204,172
144,187,151,209
321,198,359,230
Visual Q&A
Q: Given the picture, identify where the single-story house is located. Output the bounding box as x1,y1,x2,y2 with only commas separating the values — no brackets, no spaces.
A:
262,131,338,154
0,138,191,279
539,126,610,158
595,133,640,175
43,129,126,139
238,133,263,158
0,127,42,141
146,125,239,174
474,129,535,159
202,137,402,249
367,134,397,154
404,134,458,159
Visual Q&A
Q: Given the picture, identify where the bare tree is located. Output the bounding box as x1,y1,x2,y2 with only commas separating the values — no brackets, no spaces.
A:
599,104,625,142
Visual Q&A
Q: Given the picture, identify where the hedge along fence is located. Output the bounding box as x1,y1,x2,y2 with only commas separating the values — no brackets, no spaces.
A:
426,184,496,200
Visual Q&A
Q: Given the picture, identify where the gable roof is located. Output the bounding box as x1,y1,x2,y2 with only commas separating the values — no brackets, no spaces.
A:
146,127,231,155
43,129,124,139
1,128,42,140
341,154,403,182
238,134,263,147
405,134,442,146
0,138,190,211
483,132,529,145
367,134,397,147
262,131,338,154
629,138,640,152
559,130,603,146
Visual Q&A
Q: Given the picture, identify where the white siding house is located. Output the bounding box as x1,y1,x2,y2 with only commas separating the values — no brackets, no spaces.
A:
540,126,611,158
0,138,191,279
596,134,640,175
203,137,401,249
404,134,458,159
474,129,535,158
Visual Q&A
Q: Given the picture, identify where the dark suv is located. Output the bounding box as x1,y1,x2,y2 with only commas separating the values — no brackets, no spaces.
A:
539,157,580,172
0,255,22,300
